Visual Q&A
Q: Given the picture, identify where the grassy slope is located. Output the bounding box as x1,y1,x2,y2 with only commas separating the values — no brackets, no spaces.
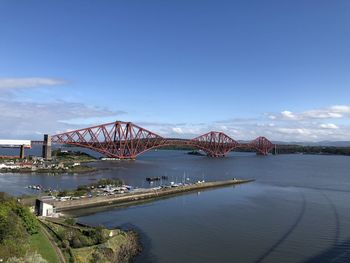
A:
29,228,60,263
41,218,140,263
71,232,130,262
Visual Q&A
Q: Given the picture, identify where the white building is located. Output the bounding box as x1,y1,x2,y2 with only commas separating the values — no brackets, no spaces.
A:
36,198,56,217
0,163,20,169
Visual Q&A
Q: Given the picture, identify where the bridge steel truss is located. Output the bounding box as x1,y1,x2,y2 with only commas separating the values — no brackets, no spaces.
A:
51,121,274,159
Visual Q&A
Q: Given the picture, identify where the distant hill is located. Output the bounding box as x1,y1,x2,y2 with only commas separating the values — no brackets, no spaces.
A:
272,141,350,147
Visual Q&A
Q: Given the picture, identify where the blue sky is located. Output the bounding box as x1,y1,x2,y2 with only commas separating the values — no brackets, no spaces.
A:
0,0,350,141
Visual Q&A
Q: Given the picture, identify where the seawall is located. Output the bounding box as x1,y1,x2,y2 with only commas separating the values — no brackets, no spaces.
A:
50,179,255,212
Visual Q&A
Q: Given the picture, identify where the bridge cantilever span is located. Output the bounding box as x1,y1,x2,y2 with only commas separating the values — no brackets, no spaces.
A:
50,121,274,159
191,131,239,157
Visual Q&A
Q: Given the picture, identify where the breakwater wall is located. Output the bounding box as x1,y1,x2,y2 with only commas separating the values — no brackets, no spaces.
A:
52,179,255,212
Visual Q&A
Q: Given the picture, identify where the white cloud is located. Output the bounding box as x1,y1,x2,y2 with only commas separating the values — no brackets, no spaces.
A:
330,105,350,113
281,110,297,120
277,128,311,135
172,127,184,134
0,77,67,89
303,110,343,119
1,98,349,142
0,99,124,139
271,105,350,121
320,123,339,129
140,105,350,142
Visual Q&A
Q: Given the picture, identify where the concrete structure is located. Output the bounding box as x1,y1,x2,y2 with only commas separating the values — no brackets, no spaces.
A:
36,197,56,217
0,140,31,159
50,179,255,212
20,145,25,158
42,134,52,160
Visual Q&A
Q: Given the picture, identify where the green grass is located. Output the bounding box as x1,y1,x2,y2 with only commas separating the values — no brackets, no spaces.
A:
29,228,60,263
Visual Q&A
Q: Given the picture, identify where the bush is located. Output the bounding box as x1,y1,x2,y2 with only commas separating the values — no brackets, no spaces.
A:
83,226,107,244
99,247,114,260
95,178,122,187
15,206,38,235
60,229,76,242
61,239,70,249
57,190,68,197
0,208,29,243
73,189,87,197
0,235,28,259
72,236,83,248
77,234,94,247
77,185,88,191
64,218,76,226
0,199,37,260
90,251,105,263
75,255,85,263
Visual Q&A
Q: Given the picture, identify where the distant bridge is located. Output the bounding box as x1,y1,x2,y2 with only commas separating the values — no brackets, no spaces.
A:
0,140,31,159
40,121,274,159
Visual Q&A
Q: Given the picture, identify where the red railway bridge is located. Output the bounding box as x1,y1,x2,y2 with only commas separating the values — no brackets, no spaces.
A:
42,121,274,159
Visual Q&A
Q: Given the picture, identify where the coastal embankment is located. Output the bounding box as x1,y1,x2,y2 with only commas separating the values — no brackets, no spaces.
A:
50,179,254,213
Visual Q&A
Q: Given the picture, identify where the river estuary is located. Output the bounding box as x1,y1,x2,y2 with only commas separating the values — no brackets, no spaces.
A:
1,149,350,262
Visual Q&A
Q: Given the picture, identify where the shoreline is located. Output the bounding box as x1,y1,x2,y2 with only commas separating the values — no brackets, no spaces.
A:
0,150,98,174
0,165,96,174
48,179,255,213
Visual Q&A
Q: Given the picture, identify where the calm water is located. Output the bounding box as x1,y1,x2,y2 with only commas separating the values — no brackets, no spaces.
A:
1,150,350,262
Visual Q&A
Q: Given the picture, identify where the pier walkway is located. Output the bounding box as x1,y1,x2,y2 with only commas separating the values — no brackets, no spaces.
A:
45,179,255,213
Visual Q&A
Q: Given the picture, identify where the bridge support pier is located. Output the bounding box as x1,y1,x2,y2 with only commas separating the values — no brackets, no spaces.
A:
42,134,52,160
20,145,25,159
272,144,278,155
